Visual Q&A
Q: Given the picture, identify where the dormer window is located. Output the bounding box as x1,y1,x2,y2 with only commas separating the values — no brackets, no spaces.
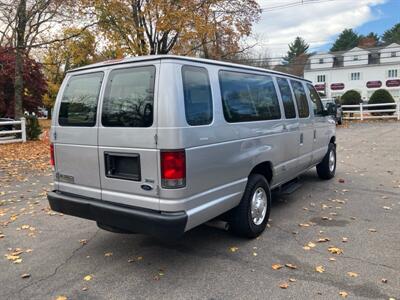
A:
391,52,397,57
353,55,359,61
319,58,324,64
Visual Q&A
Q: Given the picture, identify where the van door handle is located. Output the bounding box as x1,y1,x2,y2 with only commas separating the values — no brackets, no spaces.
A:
300,133,304,145
313,129,317,141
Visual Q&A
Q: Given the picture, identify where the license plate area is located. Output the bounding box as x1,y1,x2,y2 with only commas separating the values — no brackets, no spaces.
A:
104,152,141,181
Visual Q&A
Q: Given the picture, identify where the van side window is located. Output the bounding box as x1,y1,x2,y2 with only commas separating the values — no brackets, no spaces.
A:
58,72,103,126
290,80,309,118
276,77,296,119
219,71,281,122
306,83,324,116
182,66,213,126
102,66,155,127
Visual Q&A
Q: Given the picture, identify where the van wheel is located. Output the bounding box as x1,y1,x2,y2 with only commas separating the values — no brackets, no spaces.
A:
97,222,136,234
316,143,336,180
229,174,271,238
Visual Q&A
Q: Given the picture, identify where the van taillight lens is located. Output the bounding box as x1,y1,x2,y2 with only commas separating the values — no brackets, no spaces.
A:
161,150,186,189
50,143,55,167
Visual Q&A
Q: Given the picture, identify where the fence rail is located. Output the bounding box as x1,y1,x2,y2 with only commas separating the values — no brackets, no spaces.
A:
342,102,400,120
0,118,26,144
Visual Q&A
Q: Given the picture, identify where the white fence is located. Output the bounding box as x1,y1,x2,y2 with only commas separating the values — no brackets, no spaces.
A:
0,118,26,144
342,102,400,120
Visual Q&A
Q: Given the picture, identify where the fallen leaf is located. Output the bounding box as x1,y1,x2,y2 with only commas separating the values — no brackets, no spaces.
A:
253,252,258,256
328,247,343,255
285,263,297,270
342,237,348,243
20,273,30,279
315,265,325,273
303,246,311,251
382,206,392,210
55,296,67,300
104,252,113,257
289,278,297,282
307,242,316,248
229,247,239,253
381,278,388,283
272,264,283,270
317,238,330,243
82,287,88,291
368,228,377,233
338,179,345,183
79,239,88,245
347,272,358,277
339,291,348,298
329,257,336,262
83,275,92,281
279,282,289,289
298,223,310,227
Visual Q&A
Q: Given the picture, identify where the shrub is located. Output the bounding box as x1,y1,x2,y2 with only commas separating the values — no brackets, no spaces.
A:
368,89,395,115
25,115,42,140
340,90,362,109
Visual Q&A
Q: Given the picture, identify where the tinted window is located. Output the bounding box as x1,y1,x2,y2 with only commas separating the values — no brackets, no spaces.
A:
102,66,155,127
276,77,296,119
290,80,309,118
306,83,324,116
219,71,281,122
182,66,213,126
59,72,103,126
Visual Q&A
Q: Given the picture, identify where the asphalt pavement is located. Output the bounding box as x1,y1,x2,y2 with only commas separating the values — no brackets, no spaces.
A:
0,122,399,300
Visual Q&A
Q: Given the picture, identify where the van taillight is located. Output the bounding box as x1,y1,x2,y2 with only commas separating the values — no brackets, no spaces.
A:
50,143,55,166
160,150,186,189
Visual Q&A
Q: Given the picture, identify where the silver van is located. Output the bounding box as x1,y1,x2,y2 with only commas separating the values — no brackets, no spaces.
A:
47,55,336,238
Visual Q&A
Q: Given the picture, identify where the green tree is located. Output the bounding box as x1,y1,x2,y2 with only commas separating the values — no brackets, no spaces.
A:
382,23,400,45
283,36,309,64
330,29,361,52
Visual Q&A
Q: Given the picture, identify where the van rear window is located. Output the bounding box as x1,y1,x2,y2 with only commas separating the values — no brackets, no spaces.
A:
102,66,155,127
219,71,281,123
58,72,103,127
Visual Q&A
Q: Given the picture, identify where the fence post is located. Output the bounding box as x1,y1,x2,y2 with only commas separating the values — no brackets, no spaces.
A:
21,117,27,142
397,102,400,121
360,103,363,121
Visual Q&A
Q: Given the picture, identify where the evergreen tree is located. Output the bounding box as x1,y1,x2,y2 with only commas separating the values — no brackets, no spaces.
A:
330,29,361,52
283,37,309,64
382,23,400,45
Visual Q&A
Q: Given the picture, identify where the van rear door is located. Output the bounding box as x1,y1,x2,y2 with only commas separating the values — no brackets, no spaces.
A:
53,71,104,199
98,63,160,210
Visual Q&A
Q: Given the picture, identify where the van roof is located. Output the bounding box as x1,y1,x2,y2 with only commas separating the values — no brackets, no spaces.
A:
68,55,310,82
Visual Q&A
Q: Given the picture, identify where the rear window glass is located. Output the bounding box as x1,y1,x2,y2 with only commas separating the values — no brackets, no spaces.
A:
58,72,103,126
182,66,213,126
276,77,296,119
102,66,155,127
219,71,281,122
290,80,310,118
306,83,324,116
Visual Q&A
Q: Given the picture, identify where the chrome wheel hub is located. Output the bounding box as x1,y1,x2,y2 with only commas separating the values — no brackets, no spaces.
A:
251,187,267,225
329,150,335,172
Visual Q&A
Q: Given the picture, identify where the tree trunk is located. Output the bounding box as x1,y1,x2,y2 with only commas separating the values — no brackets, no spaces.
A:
14,0,27,119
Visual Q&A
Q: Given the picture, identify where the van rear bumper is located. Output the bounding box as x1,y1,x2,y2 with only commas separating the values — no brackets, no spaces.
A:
47,191,187,238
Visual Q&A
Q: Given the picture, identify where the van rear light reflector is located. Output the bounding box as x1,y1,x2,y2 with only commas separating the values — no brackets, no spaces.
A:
50,143,55,167
161,150,186,189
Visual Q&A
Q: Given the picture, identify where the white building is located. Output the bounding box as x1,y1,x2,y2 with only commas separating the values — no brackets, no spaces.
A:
304,43,400,101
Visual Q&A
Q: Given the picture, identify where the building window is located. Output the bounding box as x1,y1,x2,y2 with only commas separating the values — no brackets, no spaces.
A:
350,72,361,81
388,69,398,78
353,56,359,61
317,75,326,82
391,52,397,58
319,58,324,64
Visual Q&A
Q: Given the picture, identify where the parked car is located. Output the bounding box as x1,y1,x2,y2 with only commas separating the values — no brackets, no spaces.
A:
321,98,343,125
47,55,337,239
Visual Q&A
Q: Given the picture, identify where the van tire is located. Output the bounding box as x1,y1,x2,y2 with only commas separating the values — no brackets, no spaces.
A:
316,143,336,180
229,174,271,238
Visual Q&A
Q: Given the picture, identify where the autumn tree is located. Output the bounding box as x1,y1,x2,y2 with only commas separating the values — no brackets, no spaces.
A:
83,0,260,59
0,47,47,117
0,0,95,118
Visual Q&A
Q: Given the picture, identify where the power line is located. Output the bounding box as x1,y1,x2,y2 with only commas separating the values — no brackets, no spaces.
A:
260,0,339,12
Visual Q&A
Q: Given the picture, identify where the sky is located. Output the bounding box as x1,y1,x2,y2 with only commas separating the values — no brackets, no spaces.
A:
253,0,400,59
